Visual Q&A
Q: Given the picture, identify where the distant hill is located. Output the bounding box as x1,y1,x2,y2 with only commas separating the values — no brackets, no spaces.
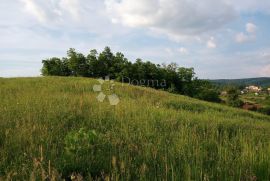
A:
210,77,270,87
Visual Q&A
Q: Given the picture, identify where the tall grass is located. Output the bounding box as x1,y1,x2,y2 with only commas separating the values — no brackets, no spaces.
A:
0,77,269,180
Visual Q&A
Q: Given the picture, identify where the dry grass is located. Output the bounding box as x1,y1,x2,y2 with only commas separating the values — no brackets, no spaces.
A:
0,76,269,180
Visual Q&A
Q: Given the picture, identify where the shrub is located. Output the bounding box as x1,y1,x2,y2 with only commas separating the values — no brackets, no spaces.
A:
194,89,221,103
64,128,98,155
226,87,243,107
63,128,107,177
228,99,244,108
257,106,270,115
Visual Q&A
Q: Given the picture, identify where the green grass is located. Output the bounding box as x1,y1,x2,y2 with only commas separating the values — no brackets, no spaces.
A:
240,93,270,106
0,77,270,180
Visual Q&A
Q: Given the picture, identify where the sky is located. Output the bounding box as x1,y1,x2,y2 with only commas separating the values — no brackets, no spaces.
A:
0,0,270,79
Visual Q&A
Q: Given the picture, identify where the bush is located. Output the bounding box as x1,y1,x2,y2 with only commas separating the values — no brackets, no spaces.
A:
64,128,98,155
228,99,244,108
226,87,243,107
257,106,270,115
63,128,108,177
194,89,221,103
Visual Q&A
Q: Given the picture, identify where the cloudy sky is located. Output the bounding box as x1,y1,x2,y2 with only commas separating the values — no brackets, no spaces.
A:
0,0,270,78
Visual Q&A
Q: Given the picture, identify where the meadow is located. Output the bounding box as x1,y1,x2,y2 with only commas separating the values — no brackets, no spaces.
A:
240,92,270,107
0,77,270,180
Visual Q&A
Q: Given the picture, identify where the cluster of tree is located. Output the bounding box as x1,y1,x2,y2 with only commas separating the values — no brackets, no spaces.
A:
42,47,221,102
225,87,244,107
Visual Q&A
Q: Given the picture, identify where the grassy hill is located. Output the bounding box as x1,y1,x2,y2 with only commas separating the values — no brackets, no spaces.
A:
0,77,270,180
210,77,270,87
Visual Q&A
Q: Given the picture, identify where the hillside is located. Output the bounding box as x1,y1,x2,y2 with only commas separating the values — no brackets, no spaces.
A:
0,77,270,180
210,77,270,87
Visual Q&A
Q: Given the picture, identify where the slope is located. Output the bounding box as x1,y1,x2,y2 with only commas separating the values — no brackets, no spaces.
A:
0,77,269,180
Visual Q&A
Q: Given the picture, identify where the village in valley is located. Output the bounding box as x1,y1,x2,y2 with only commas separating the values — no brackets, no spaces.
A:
241,85,270,95
241,85,269,110
220,85,270,113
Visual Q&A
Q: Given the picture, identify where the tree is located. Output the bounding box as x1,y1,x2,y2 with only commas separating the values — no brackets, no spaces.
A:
95,47,115,77
226,87,243,107
178,67,195,82
87,49,99,77
110,52,128,79
178,67,196,95
41,57,70,76
67,48,89,77
162,63,180,91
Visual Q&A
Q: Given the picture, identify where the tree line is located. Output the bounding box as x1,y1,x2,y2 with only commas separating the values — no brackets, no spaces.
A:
41,47,221,102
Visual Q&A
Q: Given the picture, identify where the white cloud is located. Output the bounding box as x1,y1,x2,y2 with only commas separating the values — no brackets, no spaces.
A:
20,0,48,23
225,0,270,14
235,22,257,43
19,0,84,24
235,32,250,43
246,22,257,33
59,0,81,20
164,47,189,56
207,37,217,48
178,47,189,54
105,0,236,41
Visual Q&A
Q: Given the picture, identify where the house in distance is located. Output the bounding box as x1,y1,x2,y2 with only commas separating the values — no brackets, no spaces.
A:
244,85,262,93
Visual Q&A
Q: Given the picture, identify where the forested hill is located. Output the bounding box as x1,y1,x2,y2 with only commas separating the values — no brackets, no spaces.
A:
41,47,221,103
210,77,270,87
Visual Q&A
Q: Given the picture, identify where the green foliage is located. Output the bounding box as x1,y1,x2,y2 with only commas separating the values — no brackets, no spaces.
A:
265,95,270,103
0,77,270,180
41,57,70,76
65,128,98,155
178,67,195,82
228,98,244,108
194,88,221,103
257,106,270,115
67,48,89,77
226,87,244,107
63,128,110,176
183,79,221,102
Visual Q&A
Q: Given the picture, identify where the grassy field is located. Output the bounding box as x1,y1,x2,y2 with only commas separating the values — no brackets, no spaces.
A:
240,92,270,106
0,77,270,180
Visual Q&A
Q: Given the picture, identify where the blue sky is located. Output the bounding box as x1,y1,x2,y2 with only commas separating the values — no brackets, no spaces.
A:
0,0,270,79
